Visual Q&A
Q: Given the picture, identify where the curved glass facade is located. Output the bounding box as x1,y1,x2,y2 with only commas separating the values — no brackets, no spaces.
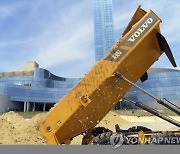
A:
125,68,180,108
0,68,80,104
1,66,180,111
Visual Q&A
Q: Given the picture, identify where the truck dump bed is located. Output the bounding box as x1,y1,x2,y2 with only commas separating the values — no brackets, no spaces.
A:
40,7,167,144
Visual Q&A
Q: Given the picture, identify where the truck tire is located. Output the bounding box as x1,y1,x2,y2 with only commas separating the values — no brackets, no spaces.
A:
82,127,112,145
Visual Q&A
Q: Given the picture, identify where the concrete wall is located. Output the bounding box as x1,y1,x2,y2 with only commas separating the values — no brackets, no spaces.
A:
0,70,34,77
18,61,39,71
0,94,22,112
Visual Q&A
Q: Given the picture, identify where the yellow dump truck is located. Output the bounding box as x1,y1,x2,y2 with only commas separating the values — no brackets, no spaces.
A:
39,6,179,145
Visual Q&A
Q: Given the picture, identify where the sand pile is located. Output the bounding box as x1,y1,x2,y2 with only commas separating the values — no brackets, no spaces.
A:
0,111,128,145
97,111,128,131
0,111,178,145
0,111,47,144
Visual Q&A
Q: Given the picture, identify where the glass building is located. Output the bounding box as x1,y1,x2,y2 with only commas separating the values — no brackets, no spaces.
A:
1,62,180,112
0,61,80,112
93,0,115,61
115,68,180,109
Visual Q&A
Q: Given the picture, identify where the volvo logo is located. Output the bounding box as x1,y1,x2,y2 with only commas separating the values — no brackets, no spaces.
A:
128,18,154,42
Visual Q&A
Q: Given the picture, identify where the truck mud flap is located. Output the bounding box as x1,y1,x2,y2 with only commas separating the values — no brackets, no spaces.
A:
156,32,177,67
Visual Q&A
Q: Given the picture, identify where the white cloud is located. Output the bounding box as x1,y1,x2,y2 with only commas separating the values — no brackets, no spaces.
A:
0,2,27,21
1,0,180,76
31,0,95,77
36,21,94,68
0,0,95,77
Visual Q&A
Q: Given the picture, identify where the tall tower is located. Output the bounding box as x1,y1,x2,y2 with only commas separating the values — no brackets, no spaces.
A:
93,0,115,62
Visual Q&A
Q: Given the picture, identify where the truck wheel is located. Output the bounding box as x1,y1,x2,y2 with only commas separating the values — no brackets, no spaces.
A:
81,127,112,145
92,132,113,145
127,126,152,132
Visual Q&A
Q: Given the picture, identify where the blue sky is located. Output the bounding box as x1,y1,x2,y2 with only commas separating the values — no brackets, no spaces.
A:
0,0,180,78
